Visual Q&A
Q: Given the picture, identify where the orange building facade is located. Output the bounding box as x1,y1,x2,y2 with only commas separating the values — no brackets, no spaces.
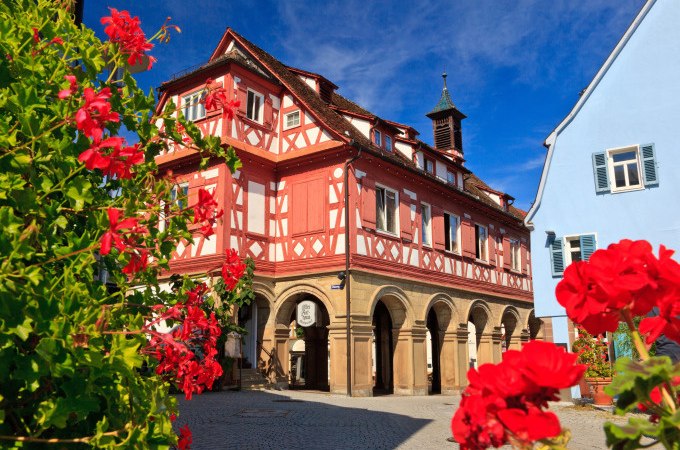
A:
156,29,543,396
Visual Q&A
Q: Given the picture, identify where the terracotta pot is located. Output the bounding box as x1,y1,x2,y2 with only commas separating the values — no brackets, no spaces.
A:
578,376,592,399
585,377,613,406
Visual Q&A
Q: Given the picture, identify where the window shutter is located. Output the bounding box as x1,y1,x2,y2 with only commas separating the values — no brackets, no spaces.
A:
236,86,247,114
291,182,308,235
579,234,597,261
502,237,511,270
520,241,528,275
461,217,475,258
432,206,445,251
640,143,658,186
361,178,376,229
400,199,412,240
264,96,273,128
549,236,564,277
592,152,610,193
488,233,496,267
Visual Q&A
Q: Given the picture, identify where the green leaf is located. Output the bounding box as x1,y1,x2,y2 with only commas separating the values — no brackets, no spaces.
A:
109,334,143,371
65,178,94,211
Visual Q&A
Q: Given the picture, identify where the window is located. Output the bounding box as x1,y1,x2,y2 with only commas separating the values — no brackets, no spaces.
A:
376,186,398,234
284,110,300,129
425,159,434,174
444,212,460,253
549,234,597,277
421,203,431,246
592,144,658,194
385,135,392,151
171,183,189,210
374,130,382,147
183,91,206,121
475,224,487,261
510,238,521,271
446,171,456,186
246,89,264,123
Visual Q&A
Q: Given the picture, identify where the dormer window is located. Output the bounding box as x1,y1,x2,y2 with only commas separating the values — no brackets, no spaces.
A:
424,158,434,174
446,171,456,186
246,89,264,123
374,130,382,147
385,135,392,152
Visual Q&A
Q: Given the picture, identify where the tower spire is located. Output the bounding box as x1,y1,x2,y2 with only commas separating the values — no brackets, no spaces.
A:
426,73,466,158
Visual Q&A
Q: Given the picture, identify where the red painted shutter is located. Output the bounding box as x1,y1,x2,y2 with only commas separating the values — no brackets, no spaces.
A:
307,179,325,233
400,199,412,240
488,233,496,267
236,86,247,114
361,178,376,229
291,182,308,235
521,241,528,275
461,217,475,258
432,206,445,251
503,237,511,270
264,96,273,128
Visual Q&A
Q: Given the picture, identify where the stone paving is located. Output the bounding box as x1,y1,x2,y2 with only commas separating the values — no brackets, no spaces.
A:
176,389,660,449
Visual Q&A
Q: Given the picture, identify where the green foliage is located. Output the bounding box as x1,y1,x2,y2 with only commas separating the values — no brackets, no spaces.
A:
0,1,241,447
571,329,613,378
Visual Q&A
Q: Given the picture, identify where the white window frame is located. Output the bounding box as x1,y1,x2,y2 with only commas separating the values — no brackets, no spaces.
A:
374,130,382,147
564,235,584,266
246,89,265,123
444,212,461,254
375,185,399,235
425,158,434,174
509,238,521,272
421,203,432,247
171,182,189,210
446,171,456,186
183,91,206,122
607,145,643,193
284,110,300,130
475,223,488,262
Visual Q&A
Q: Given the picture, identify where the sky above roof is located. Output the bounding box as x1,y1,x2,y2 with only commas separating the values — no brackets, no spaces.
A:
84,0,645,211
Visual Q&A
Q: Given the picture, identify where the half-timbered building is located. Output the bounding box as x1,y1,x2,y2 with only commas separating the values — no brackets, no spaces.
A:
156,28,541,396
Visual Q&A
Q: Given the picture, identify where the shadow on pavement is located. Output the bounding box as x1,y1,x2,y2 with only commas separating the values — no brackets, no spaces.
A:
176,390,436,449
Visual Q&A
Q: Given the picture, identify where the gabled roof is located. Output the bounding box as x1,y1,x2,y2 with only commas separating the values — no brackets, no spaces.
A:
525,0,655,226
159,27,526,223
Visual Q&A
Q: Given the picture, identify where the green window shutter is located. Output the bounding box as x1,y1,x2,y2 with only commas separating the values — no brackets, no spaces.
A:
580,234,597,261
640,143,658,186
549,236,565,277
592,152,610,193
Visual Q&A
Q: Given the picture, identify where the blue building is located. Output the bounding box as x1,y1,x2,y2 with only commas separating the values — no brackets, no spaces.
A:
525,0,680,396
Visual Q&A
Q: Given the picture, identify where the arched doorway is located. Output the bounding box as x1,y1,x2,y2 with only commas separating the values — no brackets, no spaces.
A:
500,308,520,353
426,309,441,394
528,310,544,340
283,295,330,391
372,300,393,395
237,294,271,370
468,302,492,366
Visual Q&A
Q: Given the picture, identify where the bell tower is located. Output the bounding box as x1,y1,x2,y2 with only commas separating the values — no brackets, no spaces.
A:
426,73,466,161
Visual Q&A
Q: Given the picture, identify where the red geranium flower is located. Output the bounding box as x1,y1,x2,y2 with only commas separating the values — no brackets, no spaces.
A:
101,8,156,69
75,87,119,142
121,249,149,274
100,208,141,255
177,425,192,450
203,78,240,120
58,75,78,99
221,249,246,291
194,188,223,223
497,407,561,445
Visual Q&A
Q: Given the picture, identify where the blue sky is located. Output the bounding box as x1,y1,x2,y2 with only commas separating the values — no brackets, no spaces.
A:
84,0,645,211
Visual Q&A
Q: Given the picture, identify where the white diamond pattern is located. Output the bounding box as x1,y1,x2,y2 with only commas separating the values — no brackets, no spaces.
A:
294,242,304,256
390,246,399,260
312,239,323,254
250,242,262,258
376,241,385,255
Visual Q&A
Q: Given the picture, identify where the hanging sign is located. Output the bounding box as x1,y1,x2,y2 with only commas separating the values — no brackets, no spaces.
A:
297,300,317,327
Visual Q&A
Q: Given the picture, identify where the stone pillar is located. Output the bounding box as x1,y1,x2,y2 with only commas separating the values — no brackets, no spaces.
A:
350,322,374,397
328,322,348,395
440,329,459,394
456,324,470,389
272,325,291,389
520,328,531,344
492,326,504,363
477,331,494,365
392,326,428,396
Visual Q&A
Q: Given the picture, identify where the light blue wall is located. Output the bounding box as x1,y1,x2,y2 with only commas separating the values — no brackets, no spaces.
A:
530,0,680,327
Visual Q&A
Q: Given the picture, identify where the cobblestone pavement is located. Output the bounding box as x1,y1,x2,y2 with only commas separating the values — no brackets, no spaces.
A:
176,389,660,449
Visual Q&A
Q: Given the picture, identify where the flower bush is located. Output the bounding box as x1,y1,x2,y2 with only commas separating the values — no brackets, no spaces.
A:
452,239,680,449
0,1,245,448
571,328,613,378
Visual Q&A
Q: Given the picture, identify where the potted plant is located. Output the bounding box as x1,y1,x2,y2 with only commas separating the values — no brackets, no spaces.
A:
571,328,614,405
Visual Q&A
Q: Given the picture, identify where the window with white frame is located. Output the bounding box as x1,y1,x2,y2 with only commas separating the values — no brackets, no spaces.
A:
425,159,434,174
374,130,382,147
246,89,264,123
376,186,398,234
385,135,392,151
475,224,488,261
183,91,206,121
444,212,460,253
549,234,597,277
171,183,189,210
510,238,521,271
592,144,658,194
446,171,456,186
284,110,300,129
421,203,432,246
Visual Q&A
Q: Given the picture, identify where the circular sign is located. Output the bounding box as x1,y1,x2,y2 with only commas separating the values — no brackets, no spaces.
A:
297,300,317,327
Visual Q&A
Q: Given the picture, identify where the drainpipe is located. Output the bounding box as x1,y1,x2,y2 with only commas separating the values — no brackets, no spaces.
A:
344,140,362,397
